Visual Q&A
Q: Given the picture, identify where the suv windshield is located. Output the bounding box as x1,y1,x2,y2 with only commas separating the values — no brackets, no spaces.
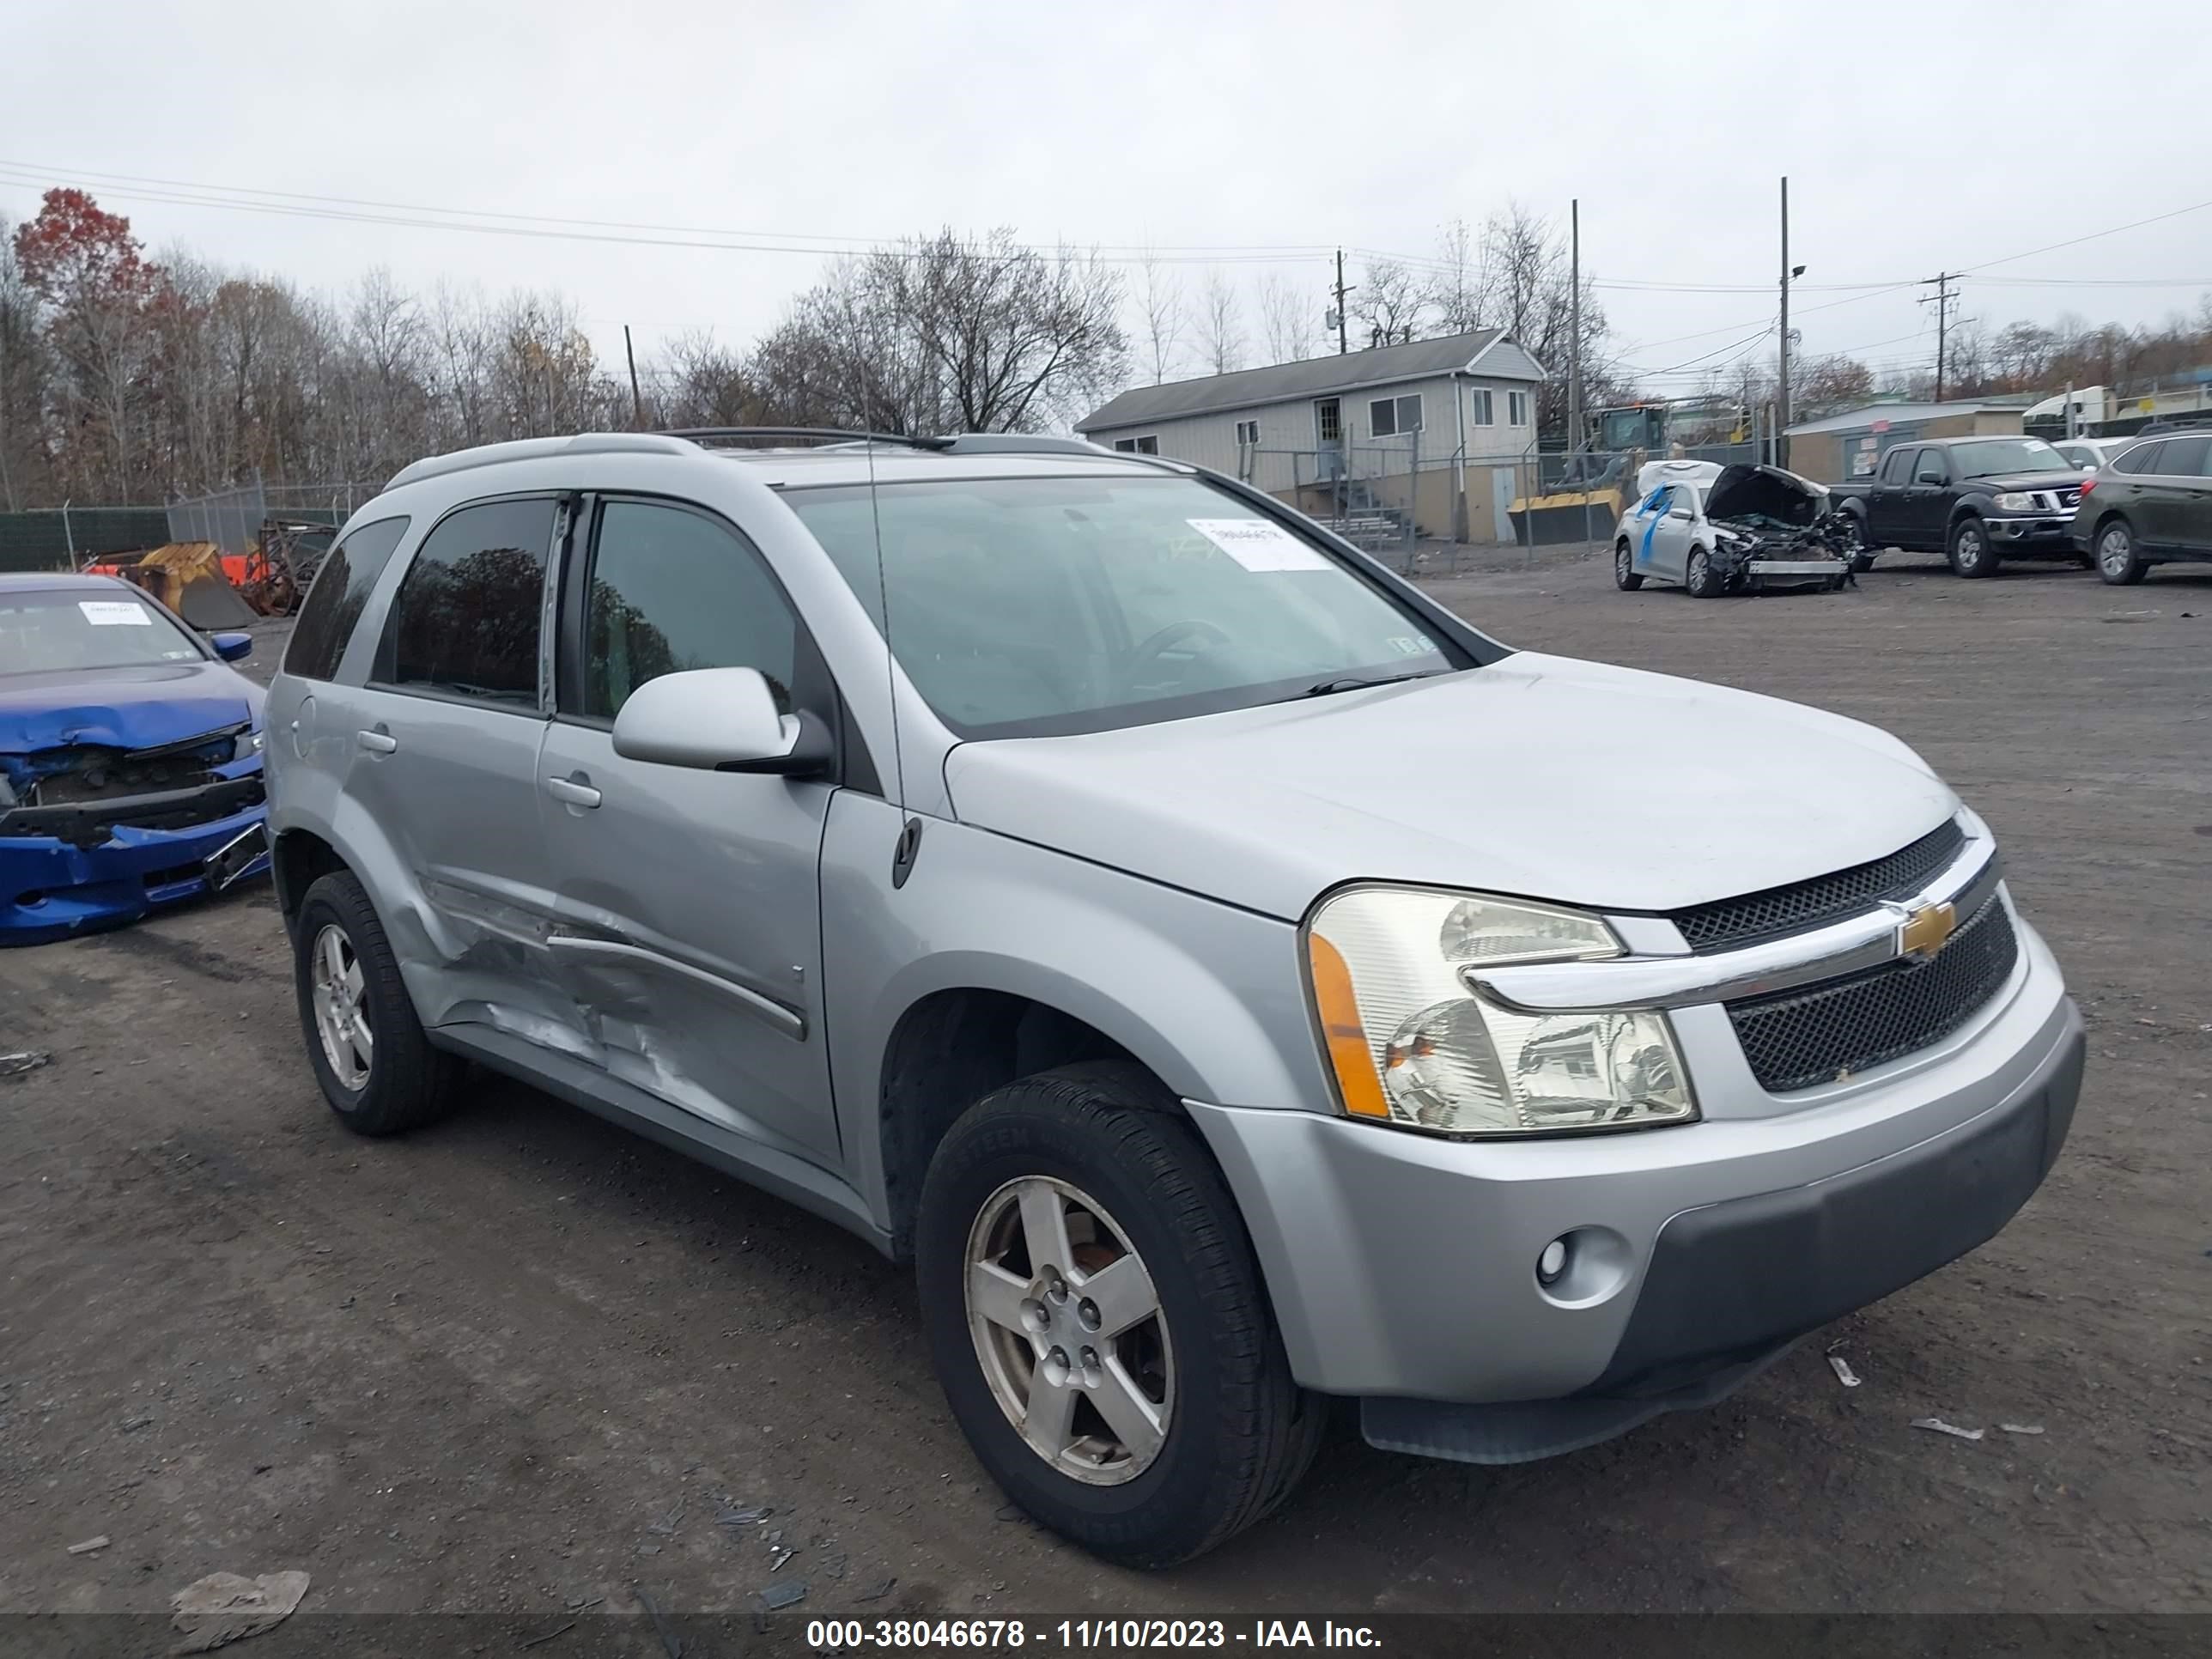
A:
1949,439,2072,478
783,475,1465,738
0,587,208,675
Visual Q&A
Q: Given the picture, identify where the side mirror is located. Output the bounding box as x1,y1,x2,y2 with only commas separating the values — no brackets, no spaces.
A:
611,666,831,777
211,631,253,662
1917,471,1944,486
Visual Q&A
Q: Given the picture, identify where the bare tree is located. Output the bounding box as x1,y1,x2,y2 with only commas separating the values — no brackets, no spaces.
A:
1425,219,1482,335
1194,271,1245,375
0,217,50,509
1351,256,1425,346
1475,203,1620,434
653,329,757,428
1255,274,1311,365
1136,252,1185,384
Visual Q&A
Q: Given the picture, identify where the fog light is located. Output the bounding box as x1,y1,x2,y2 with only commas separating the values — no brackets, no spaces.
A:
1536,1238,1568,1284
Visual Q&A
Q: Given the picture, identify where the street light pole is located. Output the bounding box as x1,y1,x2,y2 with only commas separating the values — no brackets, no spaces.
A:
1778,176,1790,469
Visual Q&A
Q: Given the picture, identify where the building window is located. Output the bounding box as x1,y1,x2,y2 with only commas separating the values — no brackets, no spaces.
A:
1507,390,1528,427
1316,398,1341,444
1369,392,1422,437
1470,388,1495,426
1234,419,1260,446
1112,435,1159,454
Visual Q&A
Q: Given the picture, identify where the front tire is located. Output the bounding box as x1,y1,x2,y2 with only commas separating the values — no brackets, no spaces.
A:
915,1063,1322,1568
1613,540,1644,590
2095,518,2148,585
1948,516,1997,578
292,871,463,1135
1685,547,1722,598
1843,513,1876,573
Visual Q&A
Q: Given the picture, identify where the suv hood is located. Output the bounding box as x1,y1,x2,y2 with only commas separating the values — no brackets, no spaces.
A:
1705,464,1828,526
943,653,1957,921
0,661,262,755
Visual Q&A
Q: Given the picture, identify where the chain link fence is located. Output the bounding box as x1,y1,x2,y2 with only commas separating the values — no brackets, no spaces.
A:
0,506,172,573
167,481,385,554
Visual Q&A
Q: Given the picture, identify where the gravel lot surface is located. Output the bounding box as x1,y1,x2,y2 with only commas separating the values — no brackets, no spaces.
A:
4,558,2208,1624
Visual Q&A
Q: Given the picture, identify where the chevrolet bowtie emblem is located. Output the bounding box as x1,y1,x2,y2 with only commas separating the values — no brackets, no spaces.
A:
1897,900,1958,961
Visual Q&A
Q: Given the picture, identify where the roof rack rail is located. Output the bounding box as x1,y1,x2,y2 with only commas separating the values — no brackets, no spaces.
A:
661,427,955,452
386,432,696,489
939,434,1114,457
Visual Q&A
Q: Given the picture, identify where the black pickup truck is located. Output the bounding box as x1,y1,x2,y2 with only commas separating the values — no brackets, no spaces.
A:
1834,434,2089,578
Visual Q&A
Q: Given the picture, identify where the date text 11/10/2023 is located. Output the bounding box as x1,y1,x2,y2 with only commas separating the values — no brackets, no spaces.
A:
805,1618,1382,1650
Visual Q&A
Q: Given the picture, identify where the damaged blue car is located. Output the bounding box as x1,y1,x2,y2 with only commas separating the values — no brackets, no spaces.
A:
1,572,271,945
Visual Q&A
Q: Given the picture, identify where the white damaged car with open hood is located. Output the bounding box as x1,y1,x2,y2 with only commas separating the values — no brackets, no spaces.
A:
1615,460,1867,596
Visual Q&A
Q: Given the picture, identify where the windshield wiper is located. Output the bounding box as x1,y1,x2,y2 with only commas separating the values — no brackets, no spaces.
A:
1298,671,1445,699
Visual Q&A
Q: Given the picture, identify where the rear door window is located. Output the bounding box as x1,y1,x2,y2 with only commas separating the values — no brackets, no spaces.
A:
375,497,556,708
284,516,410,682
2112,441,2163,476
1879,447,1915,485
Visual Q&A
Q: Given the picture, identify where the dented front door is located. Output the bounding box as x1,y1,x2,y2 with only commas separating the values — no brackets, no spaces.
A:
534,495,839,1166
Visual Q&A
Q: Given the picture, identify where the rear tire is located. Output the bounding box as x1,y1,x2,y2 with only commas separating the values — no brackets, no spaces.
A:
292,870,463,1136
1613,540,1644,590
1685,547,1722,599
1948,516,1997,578
2094,518,2148,586
916,1062,1322,1568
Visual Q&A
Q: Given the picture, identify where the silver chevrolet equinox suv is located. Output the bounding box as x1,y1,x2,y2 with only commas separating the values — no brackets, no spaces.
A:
264,428,2083,1566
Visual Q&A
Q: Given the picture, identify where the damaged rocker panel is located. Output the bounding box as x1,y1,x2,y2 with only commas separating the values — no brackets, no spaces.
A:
544,933,808,1040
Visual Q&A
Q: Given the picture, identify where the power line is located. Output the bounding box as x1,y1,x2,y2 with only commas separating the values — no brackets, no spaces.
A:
0,160,1337,268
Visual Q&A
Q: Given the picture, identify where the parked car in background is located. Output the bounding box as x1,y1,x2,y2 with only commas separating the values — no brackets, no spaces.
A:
265,429,2081,1567
1836,435,2088,577
2051,436,2134,472
1614,463,1858,596
0,573,270,945
2072,430,2212,585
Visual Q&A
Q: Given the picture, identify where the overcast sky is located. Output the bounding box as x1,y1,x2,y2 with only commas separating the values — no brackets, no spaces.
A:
5,0,2209,406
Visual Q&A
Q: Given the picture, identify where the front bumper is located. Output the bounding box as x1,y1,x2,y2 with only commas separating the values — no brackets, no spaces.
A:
1744,558,1844,588
1185,909,2079,1454
0,800,270,945
1985,514,2078,552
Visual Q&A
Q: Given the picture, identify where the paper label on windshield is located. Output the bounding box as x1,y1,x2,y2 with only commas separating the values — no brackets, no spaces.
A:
1186,518,1331,572
79,600,152,626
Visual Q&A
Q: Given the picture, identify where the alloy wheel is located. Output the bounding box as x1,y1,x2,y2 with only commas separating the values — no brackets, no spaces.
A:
310,922,374,1091
2100,526,2133,579
963,1176,1174,1486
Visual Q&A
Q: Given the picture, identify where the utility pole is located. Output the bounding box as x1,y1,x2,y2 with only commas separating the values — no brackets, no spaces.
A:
1777,176,1791,468
1568,199,1583,453
1921,272,1960,402
1332,250,1351,356
624,325,644,428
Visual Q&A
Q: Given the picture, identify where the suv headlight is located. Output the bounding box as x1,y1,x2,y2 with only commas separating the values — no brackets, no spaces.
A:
1304,886,1698,1138
1991,492,2038,513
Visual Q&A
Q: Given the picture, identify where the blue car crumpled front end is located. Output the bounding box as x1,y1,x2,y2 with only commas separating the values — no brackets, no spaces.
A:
1,699,271,947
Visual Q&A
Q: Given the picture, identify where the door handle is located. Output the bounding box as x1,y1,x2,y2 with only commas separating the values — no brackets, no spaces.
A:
356,729,398,754
544,775,602,809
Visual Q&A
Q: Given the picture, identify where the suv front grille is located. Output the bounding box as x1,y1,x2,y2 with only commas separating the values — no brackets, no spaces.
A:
1669,817,1967,954
1725,896,2019,1093
2057,487,2082,509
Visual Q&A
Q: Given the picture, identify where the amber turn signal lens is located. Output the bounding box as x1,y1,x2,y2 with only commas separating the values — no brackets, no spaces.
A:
1307,932,1391,1120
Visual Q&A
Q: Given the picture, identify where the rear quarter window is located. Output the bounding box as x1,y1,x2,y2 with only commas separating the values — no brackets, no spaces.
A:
283,516,410,682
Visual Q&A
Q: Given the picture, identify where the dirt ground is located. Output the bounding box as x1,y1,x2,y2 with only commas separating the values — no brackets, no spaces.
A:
4,556,2209,1627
